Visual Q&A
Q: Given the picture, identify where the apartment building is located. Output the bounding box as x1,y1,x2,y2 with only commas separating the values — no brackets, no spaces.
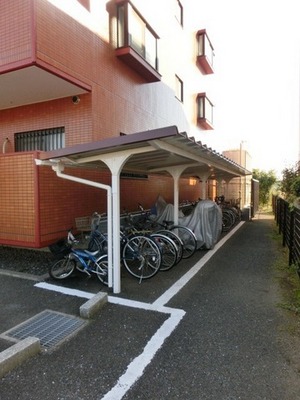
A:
0,0,248,248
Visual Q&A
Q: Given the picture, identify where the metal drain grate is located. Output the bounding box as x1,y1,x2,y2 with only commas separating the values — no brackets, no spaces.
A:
2,310,87,349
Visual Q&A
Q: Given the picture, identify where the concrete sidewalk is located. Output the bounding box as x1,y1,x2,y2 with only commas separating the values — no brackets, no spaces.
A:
0,214,300,399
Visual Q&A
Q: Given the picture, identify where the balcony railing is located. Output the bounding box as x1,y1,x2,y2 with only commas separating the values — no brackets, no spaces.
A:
197,93,214,130
196,29,214,74
115,0,161,82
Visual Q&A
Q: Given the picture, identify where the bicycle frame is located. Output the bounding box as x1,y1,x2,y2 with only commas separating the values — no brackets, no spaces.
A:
68,230,107,276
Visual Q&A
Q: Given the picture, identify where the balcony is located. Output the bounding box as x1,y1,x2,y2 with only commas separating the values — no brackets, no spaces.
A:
196,29,214,75
115,47,161,83
0,0,90,110
197,93,214,130
115,0,161,82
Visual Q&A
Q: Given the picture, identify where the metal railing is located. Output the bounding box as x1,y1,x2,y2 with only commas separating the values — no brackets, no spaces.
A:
273,195,300,272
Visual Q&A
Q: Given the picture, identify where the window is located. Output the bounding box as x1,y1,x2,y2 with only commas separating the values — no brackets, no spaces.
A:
175,75,183,102
197,93,214,130
175,0,183,26
115,1,161,82
196,30,214,74
15,127,65,152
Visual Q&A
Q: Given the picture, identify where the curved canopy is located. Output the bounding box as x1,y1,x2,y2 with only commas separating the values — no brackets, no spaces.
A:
37,125,251,294
38,125,251,181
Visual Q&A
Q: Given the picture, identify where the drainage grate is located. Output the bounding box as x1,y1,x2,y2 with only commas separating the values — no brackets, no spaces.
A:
2,310,87,349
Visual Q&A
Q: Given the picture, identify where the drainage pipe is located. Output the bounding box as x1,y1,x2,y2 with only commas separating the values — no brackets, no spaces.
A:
36,160,113,288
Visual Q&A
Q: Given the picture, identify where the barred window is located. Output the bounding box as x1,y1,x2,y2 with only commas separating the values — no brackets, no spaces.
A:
15,127,65,152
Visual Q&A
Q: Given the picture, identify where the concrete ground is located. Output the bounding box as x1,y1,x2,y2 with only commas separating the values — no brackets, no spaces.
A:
0,214,300,400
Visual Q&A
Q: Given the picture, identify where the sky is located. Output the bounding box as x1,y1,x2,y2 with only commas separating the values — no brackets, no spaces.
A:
193,0,300,177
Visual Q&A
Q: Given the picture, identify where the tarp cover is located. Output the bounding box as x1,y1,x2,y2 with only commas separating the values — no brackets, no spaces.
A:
154,196,222,249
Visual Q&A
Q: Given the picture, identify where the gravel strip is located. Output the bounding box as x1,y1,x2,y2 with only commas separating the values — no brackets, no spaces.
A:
0,246,53,276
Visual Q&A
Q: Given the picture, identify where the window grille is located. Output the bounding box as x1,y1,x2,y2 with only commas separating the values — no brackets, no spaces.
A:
15,127,65,152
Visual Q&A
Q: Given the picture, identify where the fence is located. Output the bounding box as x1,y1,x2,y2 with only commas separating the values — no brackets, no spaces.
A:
273,195,300,273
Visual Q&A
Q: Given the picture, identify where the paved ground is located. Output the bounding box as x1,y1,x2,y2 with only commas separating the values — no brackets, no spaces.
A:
1,214,300,400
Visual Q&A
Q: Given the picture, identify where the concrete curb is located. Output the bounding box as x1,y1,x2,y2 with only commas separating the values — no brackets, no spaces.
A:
80,292,108,319
0,337,41,378
0,269,47,282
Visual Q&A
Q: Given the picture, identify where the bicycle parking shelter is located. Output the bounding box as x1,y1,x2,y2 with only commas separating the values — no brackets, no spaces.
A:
36,125,250,293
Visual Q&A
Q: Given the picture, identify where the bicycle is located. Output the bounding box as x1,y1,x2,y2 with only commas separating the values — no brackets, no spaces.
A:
120,227,162,280
122,216,179,271
48,230,108,285
134,204,197,259
86,212,163,281
86,212,108,253
215,196,242,232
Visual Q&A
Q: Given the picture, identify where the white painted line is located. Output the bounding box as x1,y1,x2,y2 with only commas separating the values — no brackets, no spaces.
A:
107,296,184,315
35,223,244,400
35,282,94,299
101,308,185,400
153,221,245,308
107,296,156,310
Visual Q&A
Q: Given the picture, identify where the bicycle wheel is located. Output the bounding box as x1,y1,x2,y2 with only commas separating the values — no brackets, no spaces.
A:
151,233,178,271
156,229,183,263
222,211,234,232
94,254,109,286
88,232,108,254
49,256,76,280
122,235,161,280
170,225,197,258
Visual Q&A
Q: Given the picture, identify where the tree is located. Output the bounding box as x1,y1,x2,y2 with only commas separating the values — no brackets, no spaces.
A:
252,169,277,207
280,161,300,204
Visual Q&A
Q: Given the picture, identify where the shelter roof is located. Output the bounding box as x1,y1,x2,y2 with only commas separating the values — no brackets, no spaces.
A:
39,126,251,180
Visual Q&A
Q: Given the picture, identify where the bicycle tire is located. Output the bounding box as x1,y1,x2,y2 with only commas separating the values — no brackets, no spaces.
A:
222,211,234,232
88,233,107,254
122,235,161,280
170,225,197,258
150,233,178,271
49,257,76,280
94,254,109,286
156,229,183,263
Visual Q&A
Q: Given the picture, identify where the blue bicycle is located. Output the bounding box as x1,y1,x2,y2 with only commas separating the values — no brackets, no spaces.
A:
48,230,108,285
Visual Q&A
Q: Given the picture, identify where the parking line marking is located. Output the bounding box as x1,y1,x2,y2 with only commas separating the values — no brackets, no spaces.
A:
153,221,244,308
35,282,94,299
100,308,185,400
35,222,244,400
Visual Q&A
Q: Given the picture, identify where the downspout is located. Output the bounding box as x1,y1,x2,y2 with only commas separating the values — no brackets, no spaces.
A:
36,160,113,289
2,138,9,153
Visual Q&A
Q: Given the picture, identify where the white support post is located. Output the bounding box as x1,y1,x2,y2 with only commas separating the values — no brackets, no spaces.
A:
111,172,121,293
165,166,187,224
199,172,210,199
100,151,137,294
223,179,231,200
216,178,223,197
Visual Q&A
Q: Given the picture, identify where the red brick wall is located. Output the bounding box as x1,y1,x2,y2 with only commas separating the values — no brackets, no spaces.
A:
0,1,204,247
0,150,201,247
120,175,201,212
38,165,110,245
0,0,33,70
0,95,93,151
0,153,36,245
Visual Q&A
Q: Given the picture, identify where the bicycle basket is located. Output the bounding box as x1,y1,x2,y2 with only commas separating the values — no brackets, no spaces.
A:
48,239,71,259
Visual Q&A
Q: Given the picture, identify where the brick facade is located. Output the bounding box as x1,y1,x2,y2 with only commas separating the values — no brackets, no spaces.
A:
0,0,210,247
